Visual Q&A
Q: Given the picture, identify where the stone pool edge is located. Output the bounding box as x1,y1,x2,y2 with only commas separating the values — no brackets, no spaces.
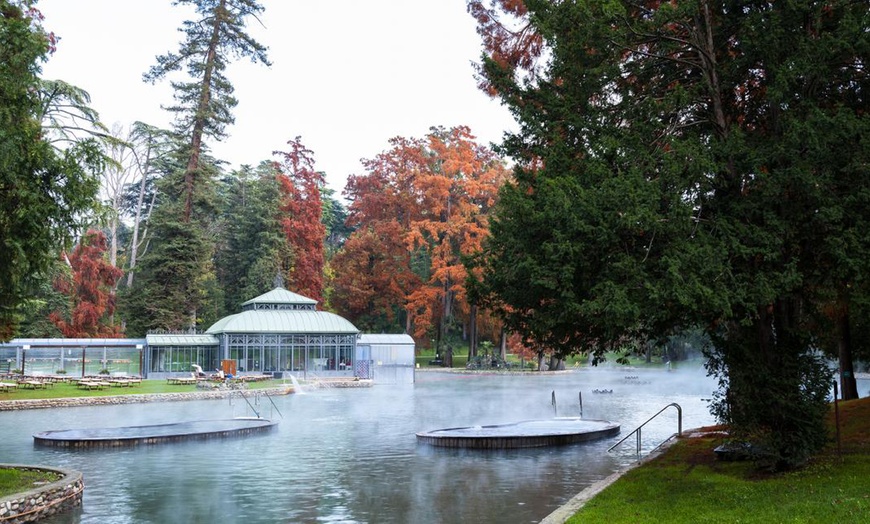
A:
0,464,83,523
0,379,374,412
0,388,295,412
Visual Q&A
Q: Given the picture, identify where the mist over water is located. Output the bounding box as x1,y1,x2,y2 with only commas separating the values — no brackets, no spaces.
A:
1,367,723,524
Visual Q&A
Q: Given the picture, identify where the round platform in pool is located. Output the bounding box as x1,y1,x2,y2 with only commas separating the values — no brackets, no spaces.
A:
416,417,619,449
33,418,278,448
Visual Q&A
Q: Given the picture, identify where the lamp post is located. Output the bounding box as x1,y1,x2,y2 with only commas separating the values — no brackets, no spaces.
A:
21,345,29,375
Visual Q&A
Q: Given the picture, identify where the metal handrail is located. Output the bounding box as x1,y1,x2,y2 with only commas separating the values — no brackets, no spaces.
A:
607,402,682,455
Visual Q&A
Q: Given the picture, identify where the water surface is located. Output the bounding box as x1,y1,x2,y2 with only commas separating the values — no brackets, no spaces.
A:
1,368,718,523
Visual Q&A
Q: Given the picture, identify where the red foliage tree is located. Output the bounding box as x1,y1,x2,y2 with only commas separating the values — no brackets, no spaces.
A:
275,137,326,304
329,222,421,331
50,230,124,338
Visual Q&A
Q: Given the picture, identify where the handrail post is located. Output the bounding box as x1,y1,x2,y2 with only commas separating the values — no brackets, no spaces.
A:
607,402,684,456
675,403,682,436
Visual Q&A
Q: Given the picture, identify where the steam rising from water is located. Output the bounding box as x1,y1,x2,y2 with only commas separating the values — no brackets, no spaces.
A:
0,365,728,524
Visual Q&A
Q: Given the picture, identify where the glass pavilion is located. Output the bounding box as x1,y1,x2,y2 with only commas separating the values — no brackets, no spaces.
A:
205,287,359,377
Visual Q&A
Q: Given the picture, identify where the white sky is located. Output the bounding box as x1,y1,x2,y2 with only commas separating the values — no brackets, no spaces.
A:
36,0,517,196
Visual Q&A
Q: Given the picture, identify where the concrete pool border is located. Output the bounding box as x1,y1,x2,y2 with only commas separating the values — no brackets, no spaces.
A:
0,379,373,412
0,387,294,412
539,428,710,523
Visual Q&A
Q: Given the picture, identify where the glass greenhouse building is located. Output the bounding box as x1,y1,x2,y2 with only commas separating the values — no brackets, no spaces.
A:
204,287,360,378
1,287,369,380
146,287,366,378
0,287,415,383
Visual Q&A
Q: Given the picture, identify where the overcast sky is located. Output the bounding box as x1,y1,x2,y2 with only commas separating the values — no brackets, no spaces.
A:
36,0,517,195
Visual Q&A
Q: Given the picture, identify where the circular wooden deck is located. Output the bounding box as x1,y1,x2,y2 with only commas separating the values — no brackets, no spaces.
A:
33,418,277,447
416,417,619,449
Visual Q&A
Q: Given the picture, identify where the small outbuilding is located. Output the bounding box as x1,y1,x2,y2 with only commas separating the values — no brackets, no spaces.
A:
357,333,416,384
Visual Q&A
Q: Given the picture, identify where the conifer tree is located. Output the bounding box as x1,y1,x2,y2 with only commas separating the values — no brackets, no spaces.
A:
1,1,102,340
130,0,270,333
144,0,270,223
469,0,869,469
215,162,291,311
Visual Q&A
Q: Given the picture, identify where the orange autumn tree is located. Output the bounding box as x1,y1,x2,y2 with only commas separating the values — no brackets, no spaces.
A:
50,230,124,337
405,126,509,351
331,136,427,332
275,137,326,304
467,0,544,97
334,126,509,349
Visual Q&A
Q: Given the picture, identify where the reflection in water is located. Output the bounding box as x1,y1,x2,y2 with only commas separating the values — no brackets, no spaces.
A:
1,368,722,524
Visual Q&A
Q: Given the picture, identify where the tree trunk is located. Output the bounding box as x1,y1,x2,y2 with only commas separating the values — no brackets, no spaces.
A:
439,282,453,355
469,304,477,358
499,327,506,361
837,310,859,400
182,0,224,222
126,177,155,288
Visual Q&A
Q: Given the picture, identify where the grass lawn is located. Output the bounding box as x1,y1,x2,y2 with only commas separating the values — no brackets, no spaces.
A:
0,378,286,401
413,347,674,371
568,397,870,523
0,468,61,498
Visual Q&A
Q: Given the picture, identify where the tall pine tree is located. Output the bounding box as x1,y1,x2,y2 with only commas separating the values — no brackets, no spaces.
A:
144,0,270,223
130,0,270,333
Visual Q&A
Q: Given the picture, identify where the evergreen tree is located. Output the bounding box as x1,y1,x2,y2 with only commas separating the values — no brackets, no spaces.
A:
469,0,868,469
119,149,222,335
16,258,68,339
215,162,291,312
143,0,270,223
1,1,102,340
321,186,352,258
130,0,270,333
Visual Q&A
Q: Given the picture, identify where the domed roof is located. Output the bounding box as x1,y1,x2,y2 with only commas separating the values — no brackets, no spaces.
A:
206,287,358,335
206,310,358,335
240,287,317,309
